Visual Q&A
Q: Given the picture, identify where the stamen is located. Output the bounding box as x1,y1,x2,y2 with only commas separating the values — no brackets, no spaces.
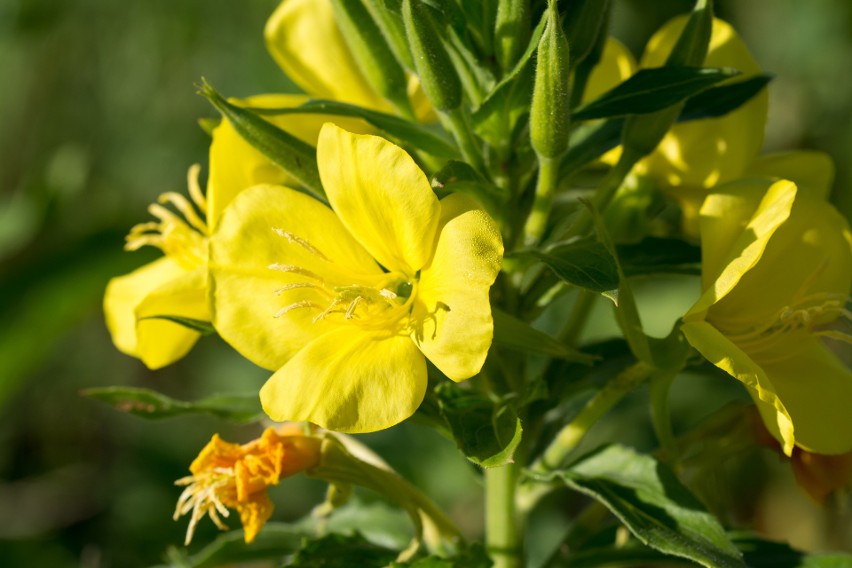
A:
274,282,325,295
159,192,208,234
272,228,330,261
345,296,364,319
275,300,316,318
124,234,164,251
379,289,398,301
187,164,207,213
268,263,323,280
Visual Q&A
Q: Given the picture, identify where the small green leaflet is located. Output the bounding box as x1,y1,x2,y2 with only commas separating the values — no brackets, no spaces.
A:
138,314,215,335
492,308,597,364
679,74,773,122
82,387,263,424
436,383,522,468
514,238,619,294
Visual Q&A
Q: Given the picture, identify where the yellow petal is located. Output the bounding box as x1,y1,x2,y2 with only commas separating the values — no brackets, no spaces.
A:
411,194,503,381
745,150,836,201
317,123,440,273
236,492,274,544
260,327,427,433
265,0,393,112
206,93,370,228
755,335,852,455
637,17,768,191
682,320,795,454
709,186,851,327
210,184,380,370
104,258,208,369
584,38,637,102
686,179,796,321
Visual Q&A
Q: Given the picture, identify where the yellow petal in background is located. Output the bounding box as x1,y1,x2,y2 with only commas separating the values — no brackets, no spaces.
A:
210,184,380,370
584,38,637,102
637,17,768,191
260,327,428,433
709,186,851,328
756,335,852,455
681,320,795,455
206,93,370,227
745,150,836,201
104,257,208,370
265,0,393,112
686,179,796,322
411,195,503,381
317,123,440,273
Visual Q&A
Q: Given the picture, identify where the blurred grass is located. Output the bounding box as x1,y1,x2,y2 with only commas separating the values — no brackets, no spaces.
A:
0,0,850,566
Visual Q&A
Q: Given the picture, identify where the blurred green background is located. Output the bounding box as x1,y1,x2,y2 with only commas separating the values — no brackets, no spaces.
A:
1,0,850,566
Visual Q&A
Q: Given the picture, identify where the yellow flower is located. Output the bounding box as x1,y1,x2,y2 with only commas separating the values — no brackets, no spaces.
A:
682,179,852,456
174,426,321,544
629,17,838,238
265,0,434,122
103,165,212,369
210,123,503,433
103,93,369,369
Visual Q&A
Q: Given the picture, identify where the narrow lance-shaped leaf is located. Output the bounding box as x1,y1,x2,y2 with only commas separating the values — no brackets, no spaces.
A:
361,0,415,69
197,80,324,201
678,74,773,122
572,66,738,121
250,99,456,158
138,314,215,335
563,0,611,67
82,387,263,423
494,0,531,72
531,444,745,568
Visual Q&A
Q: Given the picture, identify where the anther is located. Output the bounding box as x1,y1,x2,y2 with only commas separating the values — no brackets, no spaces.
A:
268,264,323,280
274,300,316,318
272,228,330,261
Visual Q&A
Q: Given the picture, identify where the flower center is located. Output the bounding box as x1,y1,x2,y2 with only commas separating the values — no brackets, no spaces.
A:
125,164,209,270
267,229,417,331
725,292,852,361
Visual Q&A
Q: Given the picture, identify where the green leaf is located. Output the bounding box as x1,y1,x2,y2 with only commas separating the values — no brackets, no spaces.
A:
572,66,740,121
161,524,308,568
559,118,624,178
436,384,522,468
471,12,546,147
197,80,324,201
82,387,262,423
287,533,399,568
514,238,619,294
616,237,701,277
430,160,505,220
393,542,491,567
545,543,694,567
492,308,596,364
679,74,773,122
253,99,457,158
732,533,852,568
138,315,215,335
535,445,745,568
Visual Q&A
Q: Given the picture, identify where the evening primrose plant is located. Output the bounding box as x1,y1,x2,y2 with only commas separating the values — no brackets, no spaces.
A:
91,0,852,566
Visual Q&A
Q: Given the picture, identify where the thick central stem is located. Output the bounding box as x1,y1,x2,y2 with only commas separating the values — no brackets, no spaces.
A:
485,462,522,568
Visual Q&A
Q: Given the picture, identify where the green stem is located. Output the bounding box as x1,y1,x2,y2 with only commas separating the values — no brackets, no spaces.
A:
443,108,487,175
530,362,653,473
485,463,522,568
565,147,641,238
523,155,559,246
649,370,678,460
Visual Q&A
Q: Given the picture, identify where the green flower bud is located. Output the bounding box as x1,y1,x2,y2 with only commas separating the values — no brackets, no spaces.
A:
402,0,462,112
329,0,414,118
495,0,531,72
530,2,571,159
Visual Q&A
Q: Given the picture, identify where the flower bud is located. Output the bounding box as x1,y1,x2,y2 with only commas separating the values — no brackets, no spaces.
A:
329,0,414,117
530,2,571,159
495,0,531,72
402,0,462,112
